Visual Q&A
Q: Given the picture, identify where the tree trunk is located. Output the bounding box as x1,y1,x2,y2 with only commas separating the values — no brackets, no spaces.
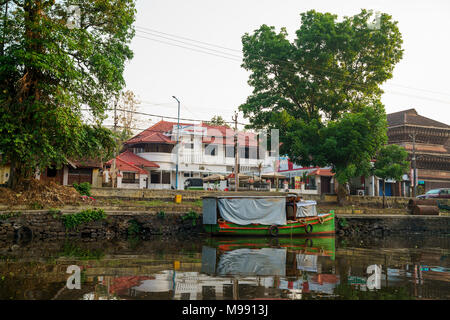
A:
337,182,348,206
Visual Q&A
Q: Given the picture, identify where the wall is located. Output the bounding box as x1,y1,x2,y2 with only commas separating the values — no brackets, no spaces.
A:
0,211,203,242
335,215,450,237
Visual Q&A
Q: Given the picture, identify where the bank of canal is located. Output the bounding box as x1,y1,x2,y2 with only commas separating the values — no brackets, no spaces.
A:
0,208,448,242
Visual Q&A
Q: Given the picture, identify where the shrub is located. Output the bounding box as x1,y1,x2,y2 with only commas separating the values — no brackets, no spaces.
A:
73,182,92,197
61,208,106,230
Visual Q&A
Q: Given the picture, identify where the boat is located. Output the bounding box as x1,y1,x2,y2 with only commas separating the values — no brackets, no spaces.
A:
201,236,338,299
202,194,335,237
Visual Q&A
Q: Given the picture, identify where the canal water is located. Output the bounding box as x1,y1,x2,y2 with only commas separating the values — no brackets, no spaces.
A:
0,234,448,300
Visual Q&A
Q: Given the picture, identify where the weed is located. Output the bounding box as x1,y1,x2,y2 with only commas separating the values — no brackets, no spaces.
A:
61,208,106,230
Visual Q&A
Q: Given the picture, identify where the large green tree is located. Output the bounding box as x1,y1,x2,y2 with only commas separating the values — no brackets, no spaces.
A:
0,0,136,188
239,10,403,199
373,144,410,207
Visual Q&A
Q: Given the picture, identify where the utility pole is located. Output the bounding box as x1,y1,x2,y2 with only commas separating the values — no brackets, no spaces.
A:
232,111,239,192
409,132,417,197
173,96,181,190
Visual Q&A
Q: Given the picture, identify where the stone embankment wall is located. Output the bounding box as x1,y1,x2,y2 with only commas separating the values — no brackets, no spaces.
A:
0,211,203,243
1,209,449,244
335,215,450,237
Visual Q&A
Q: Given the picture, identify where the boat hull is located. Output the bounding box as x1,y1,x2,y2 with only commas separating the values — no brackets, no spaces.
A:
204,211,335,237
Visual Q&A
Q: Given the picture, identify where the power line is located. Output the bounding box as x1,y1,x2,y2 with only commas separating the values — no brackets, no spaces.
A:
135,25,242,53
135,34,241,62
134,28,450,101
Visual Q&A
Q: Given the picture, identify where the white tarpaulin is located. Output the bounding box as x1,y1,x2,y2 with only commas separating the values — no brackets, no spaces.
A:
296,200,318,217
218,197,286,225
217,248,286,276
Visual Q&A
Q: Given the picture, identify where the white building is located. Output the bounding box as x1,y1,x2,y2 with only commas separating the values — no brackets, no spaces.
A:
105,120,277,190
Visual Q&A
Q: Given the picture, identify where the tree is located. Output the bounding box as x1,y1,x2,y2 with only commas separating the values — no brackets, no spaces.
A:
204,115,230,128
373,144,410,208
0,0,136,188
239,9,403,200
112,89,140,142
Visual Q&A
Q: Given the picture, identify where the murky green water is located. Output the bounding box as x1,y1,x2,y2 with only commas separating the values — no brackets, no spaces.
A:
0,235,448,300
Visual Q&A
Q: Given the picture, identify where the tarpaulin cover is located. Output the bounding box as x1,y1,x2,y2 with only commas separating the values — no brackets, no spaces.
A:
296,200,318,217
296,254,318,272
218,197,286,225
217,248,286,276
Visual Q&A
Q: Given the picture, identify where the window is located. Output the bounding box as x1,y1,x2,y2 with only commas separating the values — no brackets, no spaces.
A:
185,143,194,149
151,172,161,184
225,146,234,158
162,171,171,184
205,144,218,156
122,172,137,184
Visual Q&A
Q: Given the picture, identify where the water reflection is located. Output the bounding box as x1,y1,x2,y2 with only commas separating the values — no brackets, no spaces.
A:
0,235,448,300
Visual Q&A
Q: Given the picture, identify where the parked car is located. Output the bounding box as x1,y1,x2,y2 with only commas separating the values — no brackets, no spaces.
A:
184,178,204,190
416,188,450,199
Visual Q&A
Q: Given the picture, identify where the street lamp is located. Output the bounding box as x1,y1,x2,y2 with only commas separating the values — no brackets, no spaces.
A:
172,96,180,190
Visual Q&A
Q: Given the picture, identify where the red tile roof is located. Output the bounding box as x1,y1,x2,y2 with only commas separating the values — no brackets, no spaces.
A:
116,150,159,168
107,157,148,174
308,168,335,177
125,120,259,147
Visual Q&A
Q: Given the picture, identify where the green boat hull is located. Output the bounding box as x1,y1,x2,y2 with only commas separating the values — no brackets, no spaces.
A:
204,211,335,237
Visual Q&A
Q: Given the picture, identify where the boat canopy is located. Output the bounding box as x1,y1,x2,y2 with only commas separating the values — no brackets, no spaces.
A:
217,197,287,226
216,248,286,276
296,200,318,217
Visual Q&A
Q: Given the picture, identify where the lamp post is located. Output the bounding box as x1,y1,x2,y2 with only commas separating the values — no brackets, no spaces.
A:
173,96,180,190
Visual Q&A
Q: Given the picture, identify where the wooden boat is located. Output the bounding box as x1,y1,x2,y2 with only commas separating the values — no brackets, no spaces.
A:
202,194,335,237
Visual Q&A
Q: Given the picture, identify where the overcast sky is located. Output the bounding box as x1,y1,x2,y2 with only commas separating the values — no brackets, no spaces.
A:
120,0,450,130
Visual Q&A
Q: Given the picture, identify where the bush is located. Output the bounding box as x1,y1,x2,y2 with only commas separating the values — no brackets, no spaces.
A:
61,208,106,230
73,182,92,197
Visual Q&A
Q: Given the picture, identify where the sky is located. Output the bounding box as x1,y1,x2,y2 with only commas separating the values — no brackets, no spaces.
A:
119,0,450,130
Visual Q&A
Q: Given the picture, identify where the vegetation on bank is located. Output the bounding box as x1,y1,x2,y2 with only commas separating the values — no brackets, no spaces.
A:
60,209,107,231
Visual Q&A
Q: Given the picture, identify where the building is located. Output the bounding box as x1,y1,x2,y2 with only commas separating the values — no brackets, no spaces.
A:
0,157,103,188
105,120,277,190
348,108,450,197
387,108,450,195
277,157,336,196
37,158,103,188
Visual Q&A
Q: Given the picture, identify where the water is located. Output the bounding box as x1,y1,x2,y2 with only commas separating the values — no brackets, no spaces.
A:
0,235,448,300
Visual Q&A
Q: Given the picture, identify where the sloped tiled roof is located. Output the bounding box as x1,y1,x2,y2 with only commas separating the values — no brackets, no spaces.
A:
107,157,148,174
308,168,335,177
114,150,159,168
125,120,259,147
387,109,449,129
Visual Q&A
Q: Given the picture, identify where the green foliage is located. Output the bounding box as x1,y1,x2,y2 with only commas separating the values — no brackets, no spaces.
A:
127,219,141,236
0,212,21,221
239,9,403,193
73,182,92,197
61,208,107,230
157,211,166,220
204,115,230,128
182,210,199,226
60,242,105,260
0,0,136,187
373,144,410,181
48,208,62,219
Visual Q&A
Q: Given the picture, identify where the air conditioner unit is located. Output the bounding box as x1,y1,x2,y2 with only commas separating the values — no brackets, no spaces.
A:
357,189,365,196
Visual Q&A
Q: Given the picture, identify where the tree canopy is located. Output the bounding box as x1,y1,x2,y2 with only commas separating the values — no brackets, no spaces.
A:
239,9,403,192
0,0,136,187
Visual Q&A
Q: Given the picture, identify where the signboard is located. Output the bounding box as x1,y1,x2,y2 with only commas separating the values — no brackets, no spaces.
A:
295,176,301,189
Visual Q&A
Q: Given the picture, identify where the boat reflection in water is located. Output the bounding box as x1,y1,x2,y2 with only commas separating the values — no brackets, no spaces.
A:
129,236,338,300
